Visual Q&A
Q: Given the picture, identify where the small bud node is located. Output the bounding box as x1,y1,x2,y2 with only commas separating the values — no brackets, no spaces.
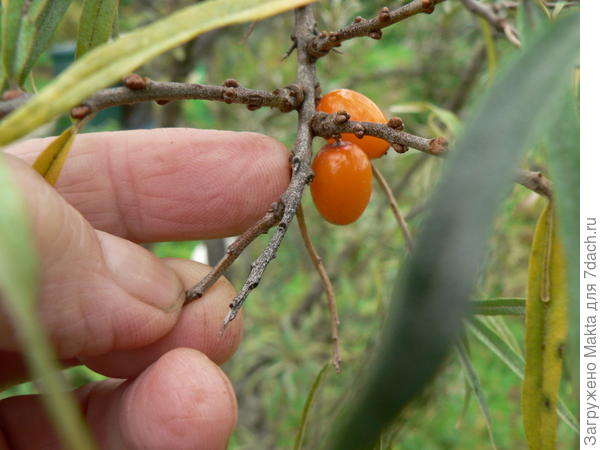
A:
368,29,383,40
387,117,404,130
70,105,92,119
352,124,365,138
379,7,391,23
392,143,409,154
223,78,239,88
1,89,24,101
334,111,350,124
122,73,147,90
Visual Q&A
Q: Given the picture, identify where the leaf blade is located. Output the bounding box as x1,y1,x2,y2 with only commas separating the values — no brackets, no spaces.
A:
294,363,331,450
455,341,497,450
471,298,526,316
545,85,579,374
76,0,120,58
32,124,79,185
1,0,72,86
521,202,569,449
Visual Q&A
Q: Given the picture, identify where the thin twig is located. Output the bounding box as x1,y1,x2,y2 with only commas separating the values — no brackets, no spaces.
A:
0,93,32,119
220,6,319,330
516,169,553,198
296,204,341,372
495,1,579,9
238,21,257,45
372,165,414,251
460,0,521,47
311,111,448,156
185,201,285,303
308,0,448,58
0,81,305,120
282,37,298,61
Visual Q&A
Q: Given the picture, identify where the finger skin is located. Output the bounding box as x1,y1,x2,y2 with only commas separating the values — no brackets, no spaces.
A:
6,128,290,242
0,156,183,357
0,261,243,385
0,349,237,450
80,259,243,379
0,158,242,382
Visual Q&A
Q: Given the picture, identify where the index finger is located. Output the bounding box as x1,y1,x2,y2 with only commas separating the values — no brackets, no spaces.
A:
7,128,290,242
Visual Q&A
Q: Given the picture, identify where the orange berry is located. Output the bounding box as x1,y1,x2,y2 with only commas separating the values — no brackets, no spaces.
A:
317,89,389,159
310,141,372,225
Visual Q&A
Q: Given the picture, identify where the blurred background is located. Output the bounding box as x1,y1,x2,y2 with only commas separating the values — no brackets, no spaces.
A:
1,1,578,448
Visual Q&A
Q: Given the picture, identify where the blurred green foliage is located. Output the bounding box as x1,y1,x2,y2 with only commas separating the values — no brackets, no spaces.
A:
1,1,578,449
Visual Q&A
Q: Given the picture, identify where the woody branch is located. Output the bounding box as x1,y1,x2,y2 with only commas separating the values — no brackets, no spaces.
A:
307,0,447,58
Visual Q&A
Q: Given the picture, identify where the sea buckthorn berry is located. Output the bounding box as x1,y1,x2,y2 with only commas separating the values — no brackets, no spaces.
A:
310,141,372,225
317,89,389,159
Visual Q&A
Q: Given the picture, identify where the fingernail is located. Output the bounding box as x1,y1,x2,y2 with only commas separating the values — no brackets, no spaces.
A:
98,232,182,312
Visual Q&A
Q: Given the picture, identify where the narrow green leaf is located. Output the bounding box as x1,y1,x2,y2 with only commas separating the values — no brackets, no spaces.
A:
0,155,96,449
468,317,578,434
324,13,578,450
478,17,497,83
76,0,120,58
1,0,25,83
0,0,316,146
472,298,526,316
470,316,525,384
487,316,522,358
522,203,551,448
294,363,331,450
32,122,82,185
516,0,549,47
455,341,497,450
468,317,525,378
1,0,72,86
545,85,579,375
522,202,569,449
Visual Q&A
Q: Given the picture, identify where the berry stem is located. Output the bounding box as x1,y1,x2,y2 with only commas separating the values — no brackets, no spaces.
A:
372,165,414,251
296,204,342,373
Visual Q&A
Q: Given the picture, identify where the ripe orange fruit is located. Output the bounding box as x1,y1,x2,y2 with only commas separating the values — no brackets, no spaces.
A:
317,89,389,159
310,141,372,225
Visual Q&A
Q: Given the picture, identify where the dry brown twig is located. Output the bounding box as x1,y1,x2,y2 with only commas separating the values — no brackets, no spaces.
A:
0,79,306,120
213,6,319,330
311,111,449,156
516,169,553,198
185,201,285,303
296,204,341,372
372,166,414,251
460,0,521,47
307,0,448,58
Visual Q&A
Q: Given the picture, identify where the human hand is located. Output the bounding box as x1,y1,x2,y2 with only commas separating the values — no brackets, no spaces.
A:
0,128,289,449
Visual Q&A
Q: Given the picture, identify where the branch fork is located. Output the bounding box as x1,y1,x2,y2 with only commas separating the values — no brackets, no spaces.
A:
310,111,449,156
